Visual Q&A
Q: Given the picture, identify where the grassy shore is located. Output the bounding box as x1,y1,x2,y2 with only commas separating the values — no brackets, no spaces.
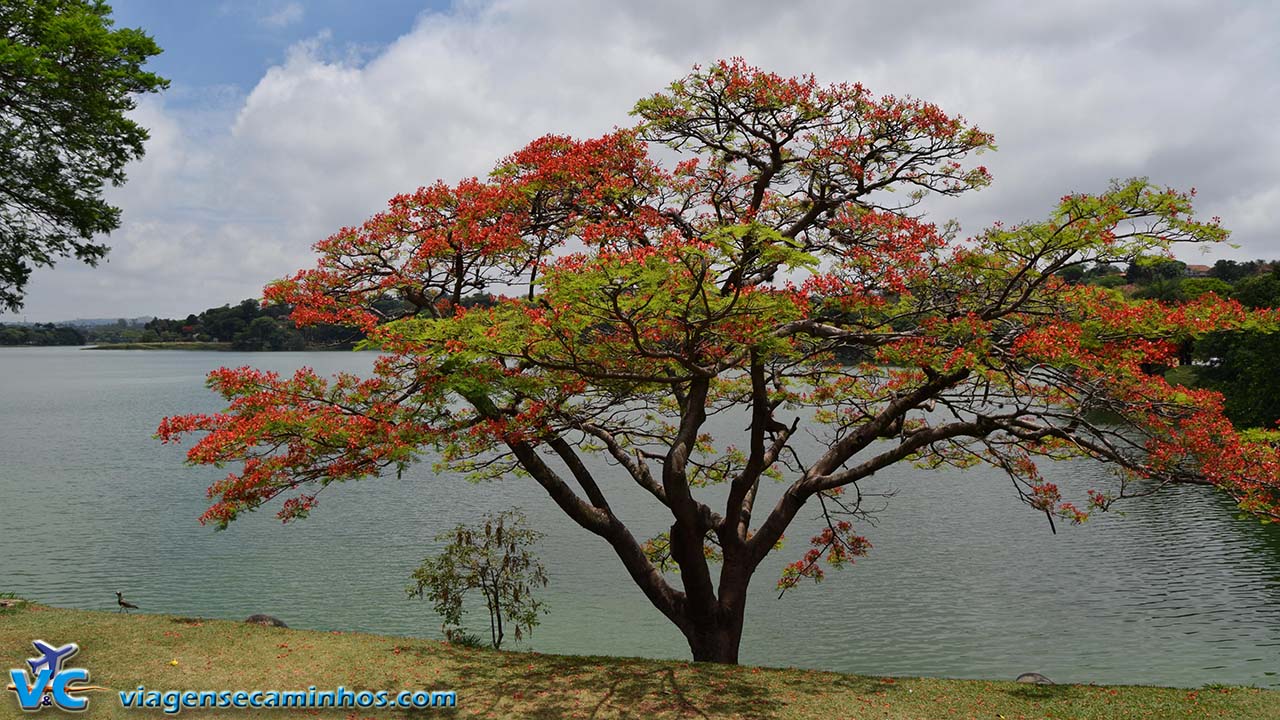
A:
84,342,233,351
1,601,1276,719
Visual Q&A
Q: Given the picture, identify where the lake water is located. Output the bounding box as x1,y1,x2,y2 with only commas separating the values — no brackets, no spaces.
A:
2,346,1279,688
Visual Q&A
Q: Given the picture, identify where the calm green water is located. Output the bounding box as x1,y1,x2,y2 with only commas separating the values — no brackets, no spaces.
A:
2,346,1280,688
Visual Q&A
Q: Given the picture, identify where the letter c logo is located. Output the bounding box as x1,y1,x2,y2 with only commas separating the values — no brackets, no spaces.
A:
51,669,89,711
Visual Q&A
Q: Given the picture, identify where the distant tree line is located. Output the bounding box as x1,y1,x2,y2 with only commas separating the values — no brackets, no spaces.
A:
1062,257,1280,430
0,299,356,349
133,299,348,350
143,295,494,350
75,318,155,345
0,293,500,350
0,323,85,346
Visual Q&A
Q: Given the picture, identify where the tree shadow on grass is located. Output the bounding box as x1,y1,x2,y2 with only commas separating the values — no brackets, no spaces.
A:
397,644,902,719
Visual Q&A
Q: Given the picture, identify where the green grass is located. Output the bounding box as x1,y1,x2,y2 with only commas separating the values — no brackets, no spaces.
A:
84,342,233,351
1,602,1277,719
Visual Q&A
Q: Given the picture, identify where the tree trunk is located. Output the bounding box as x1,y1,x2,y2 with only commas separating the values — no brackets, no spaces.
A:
684,616,744,663
682,595,747,664
685,624,743,663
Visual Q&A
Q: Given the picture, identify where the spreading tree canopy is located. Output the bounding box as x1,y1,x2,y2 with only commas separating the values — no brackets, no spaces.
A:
0,0,167,311
160,60,1280,663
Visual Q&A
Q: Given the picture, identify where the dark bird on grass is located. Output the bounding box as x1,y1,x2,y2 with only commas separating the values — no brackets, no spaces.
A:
115,591,139,614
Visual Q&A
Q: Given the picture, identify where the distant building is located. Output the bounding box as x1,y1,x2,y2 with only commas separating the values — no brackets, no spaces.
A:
1185,264,1212,277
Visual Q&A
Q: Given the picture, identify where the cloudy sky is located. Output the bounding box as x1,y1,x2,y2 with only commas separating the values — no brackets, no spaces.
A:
9,0,1279,321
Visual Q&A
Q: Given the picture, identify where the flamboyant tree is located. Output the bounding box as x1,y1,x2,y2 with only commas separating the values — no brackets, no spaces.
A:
160,60,1280,663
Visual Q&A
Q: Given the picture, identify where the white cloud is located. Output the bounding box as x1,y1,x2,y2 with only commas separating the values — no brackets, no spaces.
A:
260,1,304,29
9,0,1280,321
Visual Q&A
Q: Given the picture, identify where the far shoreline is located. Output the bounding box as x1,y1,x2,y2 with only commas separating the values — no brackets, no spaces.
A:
84,342,233,351
81,342,368,351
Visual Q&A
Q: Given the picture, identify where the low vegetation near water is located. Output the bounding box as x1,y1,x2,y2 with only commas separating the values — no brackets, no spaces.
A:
1,601,1276,719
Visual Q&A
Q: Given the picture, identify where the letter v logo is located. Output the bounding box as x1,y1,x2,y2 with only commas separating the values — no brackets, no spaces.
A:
9,668,51,710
